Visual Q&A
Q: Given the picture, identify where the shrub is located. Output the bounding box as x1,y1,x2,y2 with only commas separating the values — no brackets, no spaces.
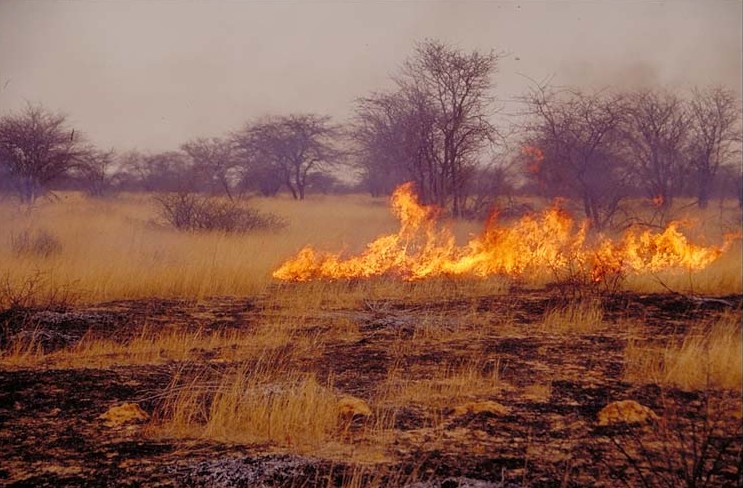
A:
155,192,285,233
0,271,76,311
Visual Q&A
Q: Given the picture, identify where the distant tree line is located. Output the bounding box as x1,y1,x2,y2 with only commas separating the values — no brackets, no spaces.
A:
520,85,741,228
0,39,740,226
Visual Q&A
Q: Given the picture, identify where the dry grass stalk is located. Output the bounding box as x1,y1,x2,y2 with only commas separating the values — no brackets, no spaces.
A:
0,319,324,369
624,312,742,390
540,300,604,334
378,358,501,410
153,362,342,450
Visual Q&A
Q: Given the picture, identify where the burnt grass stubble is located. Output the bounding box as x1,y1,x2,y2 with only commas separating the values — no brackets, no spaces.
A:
0,287,741,487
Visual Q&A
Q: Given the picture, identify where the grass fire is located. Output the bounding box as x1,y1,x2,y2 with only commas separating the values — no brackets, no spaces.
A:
273,182,736,284
1,3,742,487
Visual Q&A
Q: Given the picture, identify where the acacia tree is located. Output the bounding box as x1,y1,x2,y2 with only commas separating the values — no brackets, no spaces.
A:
623,89,690,209
0,104,88,203
181,137,237,200
522,87,630,229
687,86,741,208
233,114,341,200
354,40,499,216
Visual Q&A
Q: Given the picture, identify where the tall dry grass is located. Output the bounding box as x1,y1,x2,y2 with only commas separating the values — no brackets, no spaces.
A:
154,364,340,449
539,299,604,334
624,312,742,390
377,358,502,411
0,192,404,304
152,355,395,462
0,193,739,305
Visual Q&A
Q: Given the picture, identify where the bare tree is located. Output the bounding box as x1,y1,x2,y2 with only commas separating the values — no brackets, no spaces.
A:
353,89,437,198
461,158,515,219
522,87,630,229
623,89,690,209
233,114,341,200
687,86,742,208
180,137,237,200
402,40,500,216
78,148,116,197
0,104,87,203
353,40,500,216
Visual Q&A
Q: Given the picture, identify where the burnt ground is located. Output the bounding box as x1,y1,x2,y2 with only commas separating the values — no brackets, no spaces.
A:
0,289,741,487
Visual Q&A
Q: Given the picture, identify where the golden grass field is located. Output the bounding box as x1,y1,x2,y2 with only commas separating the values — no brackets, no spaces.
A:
0,192,740,305
0,191,741,486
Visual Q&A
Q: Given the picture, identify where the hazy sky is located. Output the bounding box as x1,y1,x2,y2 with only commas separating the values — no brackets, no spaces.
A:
0,1,740,152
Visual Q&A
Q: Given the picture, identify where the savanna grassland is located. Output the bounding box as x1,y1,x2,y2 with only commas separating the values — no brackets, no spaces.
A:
0,192,741,487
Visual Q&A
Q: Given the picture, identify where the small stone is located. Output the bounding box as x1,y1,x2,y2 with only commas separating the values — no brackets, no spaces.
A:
597,400,659,426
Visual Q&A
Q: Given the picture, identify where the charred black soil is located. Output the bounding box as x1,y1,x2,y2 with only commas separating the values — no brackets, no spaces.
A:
1,289,741,487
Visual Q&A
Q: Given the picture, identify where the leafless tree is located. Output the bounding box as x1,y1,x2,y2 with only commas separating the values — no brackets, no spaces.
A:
0,104,87,203
623,89,690,209
353,89,437,198
78,148,116,197
461,158,515,219
353,40,500,216
180,137,238,200
233,114,341,200
522,87,630,229
687,86,742,208
402,40,500,216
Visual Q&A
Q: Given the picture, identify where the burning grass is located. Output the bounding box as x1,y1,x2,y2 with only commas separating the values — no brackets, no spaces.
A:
273,184,740,294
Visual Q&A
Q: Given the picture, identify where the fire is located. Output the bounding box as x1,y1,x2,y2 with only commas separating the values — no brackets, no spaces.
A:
522,145,545,176
272,183,734,283
651,194,665,207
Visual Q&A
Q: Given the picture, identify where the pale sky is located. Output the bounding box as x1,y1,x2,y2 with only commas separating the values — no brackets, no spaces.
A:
0,0,740,152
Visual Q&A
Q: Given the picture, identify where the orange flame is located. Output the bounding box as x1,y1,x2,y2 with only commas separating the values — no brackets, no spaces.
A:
651,194,665,207
522,145,545,176
272,183,735,283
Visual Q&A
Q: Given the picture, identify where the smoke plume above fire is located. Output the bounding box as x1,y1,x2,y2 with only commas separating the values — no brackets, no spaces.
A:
273,183,735,283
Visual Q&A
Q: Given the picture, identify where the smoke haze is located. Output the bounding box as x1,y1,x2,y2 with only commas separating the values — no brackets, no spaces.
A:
0,0,740,151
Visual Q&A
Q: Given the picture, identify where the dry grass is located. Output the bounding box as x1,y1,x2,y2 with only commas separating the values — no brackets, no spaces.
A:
1,327,249,368
0,315,325,369
152,359,397,463
1,193,737,307
540,300,604,334
153,363,340,449
624,312,742,390
377,357,502,411
0,192,408,305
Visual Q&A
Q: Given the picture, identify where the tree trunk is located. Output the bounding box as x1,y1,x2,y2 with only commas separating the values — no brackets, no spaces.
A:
696,171,710,209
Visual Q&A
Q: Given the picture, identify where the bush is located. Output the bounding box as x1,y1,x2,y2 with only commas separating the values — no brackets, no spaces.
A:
10,229,63,258
155,192,285,233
